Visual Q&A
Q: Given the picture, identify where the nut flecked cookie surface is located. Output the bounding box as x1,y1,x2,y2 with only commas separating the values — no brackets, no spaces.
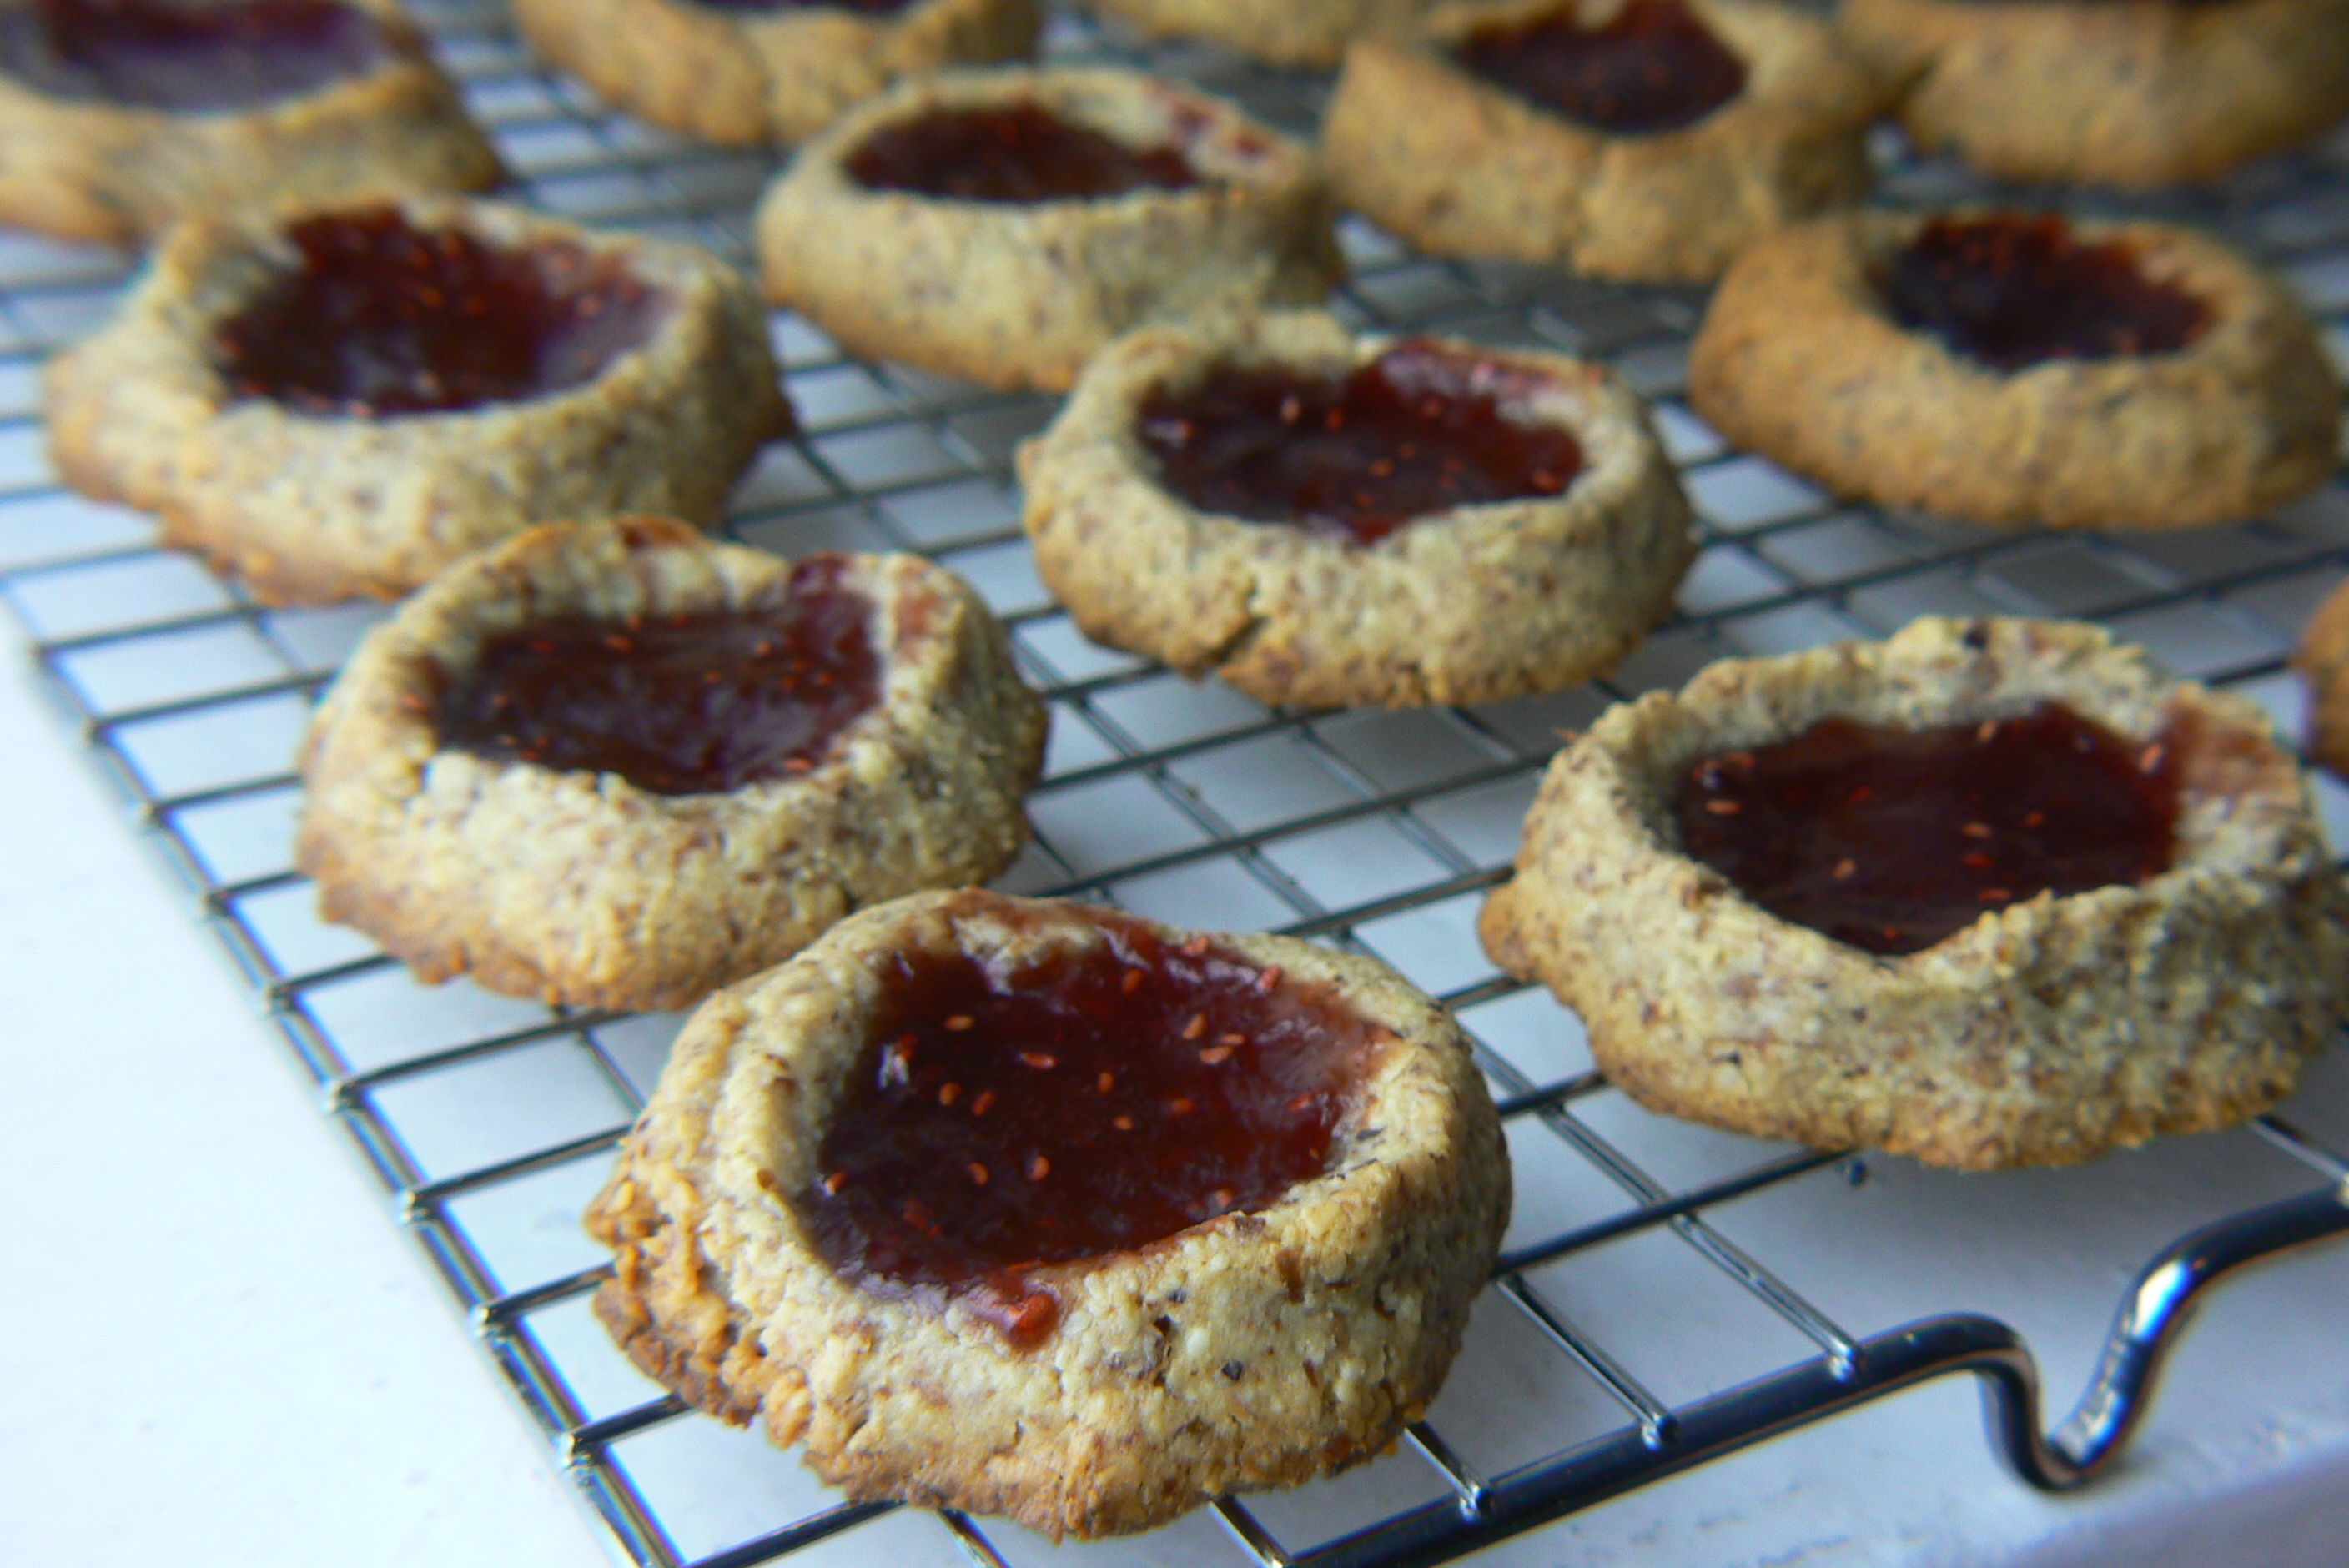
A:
297,518,1048,1012
755,66,1343,392
45,196,791,605
1838,0,2349,188
1084,0,1436,66
1480,616,2349,1170
0,0,501,243
1688,210,2345,530
1324,0,1891,283
1018,310,1695,708
586,888,1510,1539
511,0,1041,148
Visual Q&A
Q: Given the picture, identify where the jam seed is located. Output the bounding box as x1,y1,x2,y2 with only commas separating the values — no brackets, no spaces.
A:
944,1014,975,1031
1962,822,1993,839
1180,936,1212,959
1979,887,2013,903
2023,810,2046,828
1112,1114,1135,1131
1120,969,1143,994
823,1171,847,1194
1705,798,1743,815
1181,1013,1208,1041
1255,965,1282,992
1963,852,1994,870
1832,858,1856,881
1977,720,1998,743
1210,1187,1236,1214
1097,1072,1114,1093
1218,1033,1245,1047
1198,1044,1235,1065
1019,1051,1058,1070
938,1082,961,1106
1029,1156,1051,1181
2140,744,2165,774
968,1162,989,1186
1169,1096,1196,1117
972,1089,996,1117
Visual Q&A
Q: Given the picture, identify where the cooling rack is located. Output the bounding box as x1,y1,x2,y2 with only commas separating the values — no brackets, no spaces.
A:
4,3,2349,1565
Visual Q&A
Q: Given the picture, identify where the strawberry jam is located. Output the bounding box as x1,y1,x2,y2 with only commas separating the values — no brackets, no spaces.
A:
1675,702,2180,956
434,556,880,794
1876,215,2212,374
0,0,391,110
1456,0,1748,136
1138,340,1585,545
215,208,664,418
802,905,1379,1347
844,102,1200,203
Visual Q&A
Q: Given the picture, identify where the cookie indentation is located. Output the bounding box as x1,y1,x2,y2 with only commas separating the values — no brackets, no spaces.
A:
433,555,879,794
844,101,1201,203
1675,701,2180,955
216,206,665,417
1456,0,1748,135
1137,340,1586,545
804,913,1376,1345
1877,214,2212,374
0,0,390,110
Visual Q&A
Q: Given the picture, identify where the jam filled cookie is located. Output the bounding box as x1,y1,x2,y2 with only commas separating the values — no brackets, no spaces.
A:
1084,0,1434,67
0,0,500,244
1688,211,2343,530
1839,0,2349,188
586,888,1509,1538
46,197,790,604
511,0,1042,149
297,519,1047,1013
1019,310,1694,708
755,66,1343,392
1323,0,1889,283
1481,616,2349,1170
2292,575,2349,779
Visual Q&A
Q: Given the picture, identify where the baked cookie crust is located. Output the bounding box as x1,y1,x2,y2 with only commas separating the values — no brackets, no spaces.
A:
2293,575,2349,779
1480,616,2349,1170
755,66,1343,392
297,518,1048,1013
1687,210,2344,530
1017,309,1696,708
1322,0,1889,283
1084,0,1434,67
0,0,501,244
586,887,1510,1539
45,194,791,605
1839,0,2349,188
511,0,1042,149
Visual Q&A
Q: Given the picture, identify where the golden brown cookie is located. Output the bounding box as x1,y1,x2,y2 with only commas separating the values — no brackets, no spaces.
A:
1839,0,2349,188
296,519,1049,1013
511,0,1042,149
1480,616,2349,1171
586,887,1510,1539
1688,209,2344,531
755,66,1343,392
0,0,501,244
1084,0,1434,66
45,195,790,605
2292,575,2349,778
1017,309,1695,708
1323,0,1890,284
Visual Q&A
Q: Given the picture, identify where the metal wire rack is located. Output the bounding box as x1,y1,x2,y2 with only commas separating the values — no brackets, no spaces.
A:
4,3,2349,1565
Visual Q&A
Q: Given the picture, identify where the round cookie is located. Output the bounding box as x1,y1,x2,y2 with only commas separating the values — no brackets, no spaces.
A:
45,195,791,605
1687,209,2344,530
1323,0,1891,283
296,518,1048,1013
586,887,1510,1539
511,0,1042,149
1084,0,1435,67
1839,0,2349,188
755,66,1343,392
0,0,500,244
1480,616,2349,1170
2292,575,2349,779
1018,309,1695,708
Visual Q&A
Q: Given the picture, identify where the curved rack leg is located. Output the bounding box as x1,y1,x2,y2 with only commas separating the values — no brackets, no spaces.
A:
1281,1181,2349,1568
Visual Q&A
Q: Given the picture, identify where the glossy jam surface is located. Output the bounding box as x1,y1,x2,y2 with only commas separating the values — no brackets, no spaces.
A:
215,209,663,418
845,102,1200,203
1674,702,2180,956
1137,340,1585,545
434,557,880,794
803,913,1376,1346
1456,0,1748,135
1877,215,2212,374
0,0,390,110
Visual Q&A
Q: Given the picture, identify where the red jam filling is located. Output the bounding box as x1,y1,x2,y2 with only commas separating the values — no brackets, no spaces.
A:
803,912,1377,1347
1675,702,2180,957
214,208,665,418
1137,340,1585,545
1876,215,2212,374
844,102,1201,204
0,0,390,110
1456,0,1748,136
433,556,880,795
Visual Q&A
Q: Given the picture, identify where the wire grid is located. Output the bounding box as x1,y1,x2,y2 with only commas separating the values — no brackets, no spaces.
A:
3,5,2349,1565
